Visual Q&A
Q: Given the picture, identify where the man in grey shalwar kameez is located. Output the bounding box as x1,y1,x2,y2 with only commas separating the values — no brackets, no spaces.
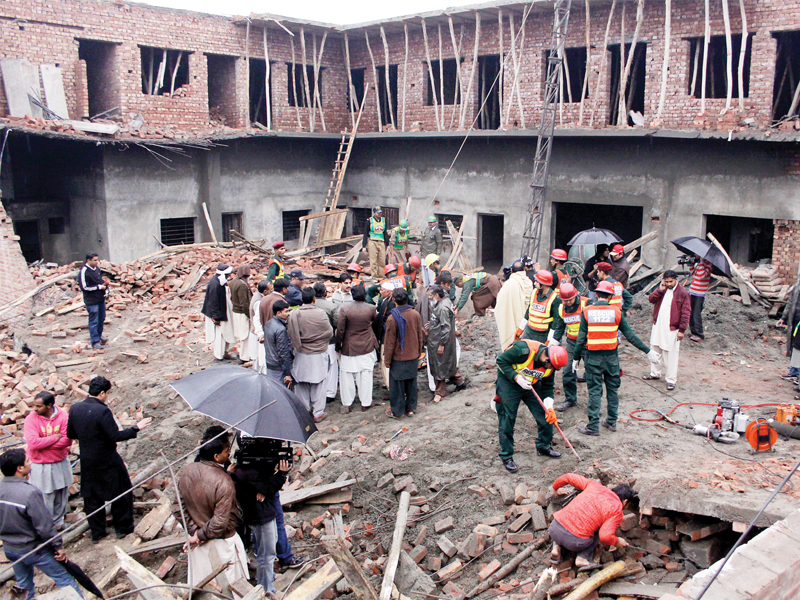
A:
426,285,466,403
287,287,334,423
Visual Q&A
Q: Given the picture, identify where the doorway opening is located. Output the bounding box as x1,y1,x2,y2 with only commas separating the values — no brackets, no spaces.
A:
14,219,42,263
479,214,504,274
376,65,398,128
78,39,118,119
608,42,647,126
249,58,272,127
705,215,773,267
553,202,643,253
208,54,238,126
477,55,501,130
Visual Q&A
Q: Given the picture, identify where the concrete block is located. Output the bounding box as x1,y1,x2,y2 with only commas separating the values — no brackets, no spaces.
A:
473,523,499,537
0,59,42,118
397,550,437,596
680,537,721,568
40,64,69,119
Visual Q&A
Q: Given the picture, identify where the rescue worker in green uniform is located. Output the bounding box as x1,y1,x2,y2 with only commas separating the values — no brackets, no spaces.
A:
517,270,563,344
360,206,389,280
551,283,588,412
549,249,571,289
387,220,411,265
454,271,501,316
572,280,661,436
495,340,569,472
595,262,633,315
396,255,422,290
266,241,287,282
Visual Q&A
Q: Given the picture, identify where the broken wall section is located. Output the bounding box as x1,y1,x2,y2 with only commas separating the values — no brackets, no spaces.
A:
0,196,36,319
772,219,800,284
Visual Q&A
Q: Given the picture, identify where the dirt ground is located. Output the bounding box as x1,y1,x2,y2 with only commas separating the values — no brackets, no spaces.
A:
7,279,800,599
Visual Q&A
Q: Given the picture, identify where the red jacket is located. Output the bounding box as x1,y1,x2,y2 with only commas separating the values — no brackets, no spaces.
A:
24,407,72,464
648,283,691,333
552,474,623,546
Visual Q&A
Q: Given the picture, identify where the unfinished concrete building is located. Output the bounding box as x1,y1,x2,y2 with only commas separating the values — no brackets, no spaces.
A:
0,0,799,283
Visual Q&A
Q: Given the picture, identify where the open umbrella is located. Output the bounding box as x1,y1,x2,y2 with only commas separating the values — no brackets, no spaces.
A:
670,236,731,277
568,227,622,246
171,365,317,443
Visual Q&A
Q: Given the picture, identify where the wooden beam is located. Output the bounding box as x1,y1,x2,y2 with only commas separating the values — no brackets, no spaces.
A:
461,12,480,129
657,0,671,118
312,32,328,131
290,35,303,129
364,30,383,130
322,537,379,600
300,27,313,132
498,10,504,125
245,19,251,128
344,33,355,128
617,0,644,127
263,28,272,130
298,208,349,222
590,0,616,127
721,0,734,112
280,479,357,505
448,17,464,129
127,534,185,556
438,23,445,130
402,23,409,131
465,537,547,597
379,26,396,129
202,202,218,245
562,561,626,600
283,559,342,600
622,230,658,254
701,0,710,114
421,19,442,131
378,491,411,600
578,0,591,126
116,546,177,600
737,0,748,112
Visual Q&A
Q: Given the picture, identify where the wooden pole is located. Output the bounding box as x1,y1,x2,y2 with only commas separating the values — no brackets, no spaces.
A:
202,202,218,245
737,0,748,111
290,35,302,129
449,24,464,130
562,562,627,600
263,29,271,130
364,30,383,130
701,0,710,114
438,24,445,130
421,19,442,131
498,10,504,127
322,537,379,600
245,19,251,128
690,38,700,98
656,0,671,118
378,491,411,600
589,0,616,127
313,32,328,131
617,0,644,128
300,27,313,131
344,33,356,128
578,0,591,126
707,232,760,298
465,537,547,598
617,3,626,126
448,17,463,129
169,51,182,98
461,12,481,129
504,12,520,127
147,47,154,96
721,0,734,112
402,23,409,131
516,16,526,128
380,26,396,129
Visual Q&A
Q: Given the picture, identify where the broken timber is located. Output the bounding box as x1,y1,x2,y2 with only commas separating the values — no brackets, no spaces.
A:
116,546,178,600
379,491,411,600
466,536,547,597
322,536,379,600
283,559,342,600
280,478,357,506
562,561,626,600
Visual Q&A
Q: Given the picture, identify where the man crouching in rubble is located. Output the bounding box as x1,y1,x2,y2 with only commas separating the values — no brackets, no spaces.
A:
548,473,636,570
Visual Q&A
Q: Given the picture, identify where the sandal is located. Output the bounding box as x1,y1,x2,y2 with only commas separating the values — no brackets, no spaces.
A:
385,410,401,419
405,411,415,417
577,563,602,573
642,375,660,381
432,395,442,403
666,383,675,391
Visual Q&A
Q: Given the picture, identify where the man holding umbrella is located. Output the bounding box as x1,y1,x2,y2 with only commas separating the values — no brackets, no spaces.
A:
688,256,712,342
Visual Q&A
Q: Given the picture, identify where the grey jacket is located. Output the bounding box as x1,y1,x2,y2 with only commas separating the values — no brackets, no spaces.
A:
420,225,443,257
0,477,62,552
264,316,293,377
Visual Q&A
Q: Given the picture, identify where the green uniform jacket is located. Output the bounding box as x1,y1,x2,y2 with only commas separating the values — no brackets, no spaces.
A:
496,342,555,399
572,299,650,361
522,289,563,332
606,276,634,314
266,260,284,283
456,277,478,311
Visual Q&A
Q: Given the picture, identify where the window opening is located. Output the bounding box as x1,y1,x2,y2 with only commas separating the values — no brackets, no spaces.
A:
13,220,42,263
221,212,243,243
287,64,318,107
248,58,272,127
477,55,501,130
78,39,118,118
376,65,399,127
545,47,588,103
283,209,310,241
48,217,66,235
608,42,647,126
705,215,773,266
161,217,195,246
436,213,463,237
688,34,752,99
426,59,461,106
140,46,189,96
208,53,238,126
349,68,366,111
772,31,800,122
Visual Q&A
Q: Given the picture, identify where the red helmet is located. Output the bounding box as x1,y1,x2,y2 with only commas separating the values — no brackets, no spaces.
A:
550,249,568,261
408,255,422,269
534,270,554,287
547,345,569,369
347,263,362,273
611,244,624,254
384,264,398,275
559,282,578,301
596,280,616,295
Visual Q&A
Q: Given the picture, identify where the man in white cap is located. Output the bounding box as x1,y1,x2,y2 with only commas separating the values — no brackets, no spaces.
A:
202,263,236,361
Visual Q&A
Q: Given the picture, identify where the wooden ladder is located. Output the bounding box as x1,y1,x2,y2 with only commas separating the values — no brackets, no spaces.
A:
323,84,369,211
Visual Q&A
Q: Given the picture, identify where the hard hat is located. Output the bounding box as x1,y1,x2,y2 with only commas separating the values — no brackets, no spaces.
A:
521,255,534,269
534,270,554,287
596,280,616,295
559,282,578,301
611,244,624,254
373,206,383,213
547,345,569,370
408,255,422,269
596,262,613,273
427,215,438,223
425,254,440,268
347,262,362,273
399,220,409,230
384,264,397,275
550,249,568,261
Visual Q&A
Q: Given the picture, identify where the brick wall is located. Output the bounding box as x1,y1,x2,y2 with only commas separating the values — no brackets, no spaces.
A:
773,219,800,283
0,196,36,320
2,0,800,135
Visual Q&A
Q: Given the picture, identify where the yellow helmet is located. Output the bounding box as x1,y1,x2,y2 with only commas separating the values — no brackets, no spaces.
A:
425,254,440,268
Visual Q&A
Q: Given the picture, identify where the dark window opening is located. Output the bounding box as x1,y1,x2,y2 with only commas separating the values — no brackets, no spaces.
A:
283,209,310,241
287,64,318,107
705,215,773,266
553,202,643,256
436,213,463,237
477,55,501,130
13,220,41,263
426,59,461,106
78,39,118,119
608,42,647,126
161,217,195,246
221,212,243,243
546,47,588,103
208,53,238,126
688,34,752,99
248,58,272,127
376,65,399,127
48,217,66,235
348,68,366,111
349,207,398,236
140,46,190,96
772,31,800,122
479,214,504,273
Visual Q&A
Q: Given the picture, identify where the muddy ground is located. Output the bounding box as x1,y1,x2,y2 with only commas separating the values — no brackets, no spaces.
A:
7,283,800,598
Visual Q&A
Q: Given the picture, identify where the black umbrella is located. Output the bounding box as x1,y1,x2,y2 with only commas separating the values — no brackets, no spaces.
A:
63,559,104,598
670,236,731,277
568,227,622,246
171,365,317,443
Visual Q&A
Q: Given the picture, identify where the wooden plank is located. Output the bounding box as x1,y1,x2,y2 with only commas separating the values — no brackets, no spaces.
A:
283,559,342,600
285,236,361,258
65,120,120,135
622,231,658,254
115,546,178,600
127,533,185,556
54,357,101,368
280,479,357,506
379,491,411,600
134,499,172,541
322,536,379,600
202,202,218,245
56,301,85,315
306,489,353,505
299,208,350,222
598,582,678,598
737,280,752,306
0,270,79,319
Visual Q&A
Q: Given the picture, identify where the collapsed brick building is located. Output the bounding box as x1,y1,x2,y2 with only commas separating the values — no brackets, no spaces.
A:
0,0,799,283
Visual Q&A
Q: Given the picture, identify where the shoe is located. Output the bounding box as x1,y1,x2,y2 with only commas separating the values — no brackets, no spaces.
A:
537,447,562,458
313,412,328,423
91,533,108,545
690,335,703,342
343,406,351,414
502,458,519,473
279,556,306,569
405,411,415,417
386,410,401,419
100,336,109,344
361,405,371,412
576,373,586,383
92,343,104,350
781,373,799,381
601,419,617,432
116,530,133,539
642,374,660,381
326,397,337,404
455,379,468,392
557,401,577,412
578,425,600,436
666,383,675,391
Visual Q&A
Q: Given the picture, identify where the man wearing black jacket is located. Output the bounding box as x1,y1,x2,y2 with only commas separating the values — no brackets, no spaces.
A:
202,264,236,361
233,458,292,594
79,253,108,350
67,376,151,543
